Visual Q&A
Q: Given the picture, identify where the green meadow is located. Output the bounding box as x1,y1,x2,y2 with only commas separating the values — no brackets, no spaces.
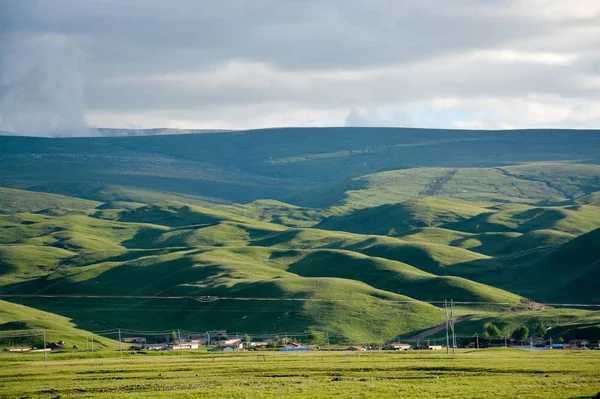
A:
0,127,599,347
1,350,599,398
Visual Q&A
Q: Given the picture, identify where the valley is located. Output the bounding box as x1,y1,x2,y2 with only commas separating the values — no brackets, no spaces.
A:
0,127,599,345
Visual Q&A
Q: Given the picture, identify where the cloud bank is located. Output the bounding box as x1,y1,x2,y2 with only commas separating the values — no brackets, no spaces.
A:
1,0,599,135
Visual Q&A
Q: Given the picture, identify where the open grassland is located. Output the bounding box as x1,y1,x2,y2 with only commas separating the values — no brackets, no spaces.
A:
1,127,600,345
0,350,599,398
1,186,599,342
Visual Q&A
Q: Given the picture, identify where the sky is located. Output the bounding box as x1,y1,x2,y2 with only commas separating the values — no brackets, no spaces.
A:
1,0,599,136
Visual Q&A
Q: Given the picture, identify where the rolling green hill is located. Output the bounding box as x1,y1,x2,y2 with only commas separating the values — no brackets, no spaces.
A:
0,300,116,349
0,187,102,215
509,228,600,302
316,197,492,236
2,128,600,207
1,127,599,343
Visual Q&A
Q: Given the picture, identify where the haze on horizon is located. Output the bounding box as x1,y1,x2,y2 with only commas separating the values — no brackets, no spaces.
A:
1,0,599,136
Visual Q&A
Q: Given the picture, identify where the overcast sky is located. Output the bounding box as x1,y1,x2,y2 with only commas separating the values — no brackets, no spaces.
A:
1,0,599,135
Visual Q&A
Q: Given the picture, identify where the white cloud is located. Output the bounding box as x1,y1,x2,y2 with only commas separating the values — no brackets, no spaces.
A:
3,0,600,134
473,50,578,65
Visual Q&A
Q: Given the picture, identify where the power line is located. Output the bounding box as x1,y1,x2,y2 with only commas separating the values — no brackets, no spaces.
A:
3,294,599,307
0,294,506,304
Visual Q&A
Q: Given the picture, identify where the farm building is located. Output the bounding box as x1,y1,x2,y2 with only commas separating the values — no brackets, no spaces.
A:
428,345,443,350
218,338,242,347
245,341,269,349
184,337,208,345
143,343,169,351
211,344,241,352
384,343,411,351
347,346,366,351
169,343,199,350
569,340,589,348
3,347,32,352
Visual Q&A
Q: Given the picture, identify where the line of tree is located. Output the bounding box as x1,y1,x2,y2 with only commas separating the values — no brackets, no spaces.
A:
511,326,529,341
482,322,501,339
481,321,553,342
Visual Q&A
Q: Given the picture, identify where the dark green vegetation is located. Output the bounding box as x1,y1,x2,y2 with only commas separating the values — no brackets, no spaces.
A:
1,350,599,398
0,127,599,343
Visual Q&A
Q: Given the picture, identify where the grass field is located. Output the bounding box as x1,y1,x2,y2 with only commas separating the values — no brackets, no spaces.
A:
1,187,599,342
1,127,600,347
0,350,599,398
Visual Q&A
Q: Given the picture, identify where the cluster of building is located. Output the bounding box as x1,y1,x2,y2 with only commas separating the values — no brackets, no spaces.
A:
4,331,596,353
123,331,307,352
346,343,440,351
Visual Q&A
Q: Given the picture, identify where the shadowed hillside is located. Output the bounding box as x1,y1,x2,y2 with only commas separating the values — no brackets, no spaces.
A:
1,127,599,342
2,128,600,206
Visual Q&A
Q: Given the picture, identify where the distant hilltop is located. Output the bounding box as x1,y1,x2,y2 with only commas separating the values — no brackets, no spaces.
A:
0,128,235,138
96,128,236,137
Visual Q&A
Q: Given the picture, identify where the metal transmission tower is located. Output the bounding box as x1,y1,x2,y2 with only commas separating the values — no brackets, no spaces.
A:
445,299,450,355
449,299,456,354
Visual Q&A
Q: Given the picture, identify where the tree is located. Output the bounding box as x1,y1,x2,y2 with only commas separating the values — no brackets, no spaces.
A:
243,334,251,344
557,337,564,343
484,323,501,338
511,326,529,342
536,322,546,338
307,330,326,345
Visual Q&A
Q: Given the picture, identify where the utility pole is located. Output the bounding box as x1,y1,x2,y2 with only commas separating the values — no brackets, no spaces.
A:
476,333,479,349
91,336,94,353
178,330,183,358
445,299,450,355
326,330,330,351
43,330,47,363
207,331,210,346
504,336,507,348
450,299,456,354
118,329,122,359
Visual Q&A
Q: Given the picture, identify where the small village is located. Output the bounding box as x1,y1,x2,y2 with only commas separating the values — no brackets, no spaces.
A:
3,329,597,354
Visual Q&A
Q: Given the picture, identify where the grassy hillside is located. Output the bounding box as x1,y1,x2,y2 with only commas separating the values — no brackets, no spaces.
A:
1,127,599,343
421,307,600,342
445,204,600,236
1,186,598,341
316,197,492,236
218,200,331,227
0,188,102,215
2,128,600,206
290,164,600,211
508,228,600,302
0,300,116,349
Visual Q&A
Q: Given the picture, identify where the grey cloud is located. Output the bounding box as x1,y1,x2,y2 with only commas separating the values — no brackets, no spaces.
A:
1,0,600,134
